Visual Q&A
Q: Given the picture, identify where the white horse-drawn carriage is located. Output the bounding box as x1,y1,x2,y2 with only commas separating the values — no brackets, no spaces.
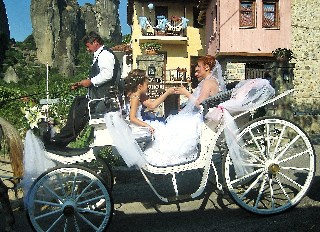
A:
0,84,316,231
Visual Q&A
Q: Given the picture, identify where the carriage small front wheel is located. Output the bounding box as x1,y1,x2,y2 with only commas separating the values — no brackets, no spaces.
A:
26,165,113,231
223,116,315,215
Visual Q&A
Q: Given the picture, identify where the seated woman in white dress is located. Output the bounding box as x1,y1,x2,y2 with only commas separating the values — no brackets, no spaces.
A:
143,55,221,166
105,55,223,167
124,69,175,138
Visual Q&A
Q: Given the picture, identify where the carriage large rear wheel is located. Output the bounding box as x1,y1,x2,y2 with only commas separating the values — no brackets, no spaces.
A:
223,116,315,215
27,165,113,231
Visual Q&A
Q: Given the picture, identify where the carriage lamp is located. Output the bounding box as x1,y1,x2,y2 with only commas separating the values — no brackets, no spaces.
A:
148,3,154,12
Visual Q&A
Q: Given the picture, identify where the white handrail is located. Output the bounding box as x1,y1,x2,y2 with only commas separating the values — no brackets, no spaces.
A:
233,89,295,120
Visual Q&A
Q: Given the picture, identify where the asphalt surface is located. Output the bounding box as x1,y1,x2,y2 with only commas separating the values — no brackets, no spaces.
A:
2,144,320,232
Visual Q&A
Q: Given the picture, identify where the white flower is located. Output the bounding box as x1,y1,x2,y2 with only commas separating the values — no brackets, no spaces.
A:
23,105,46,129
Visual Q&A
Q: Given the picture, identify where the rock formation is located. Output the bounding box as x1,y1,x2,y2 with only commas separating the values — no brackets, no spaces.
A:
3,66,19,83
0,0,10,66
30,0,121,76
81,0,121,42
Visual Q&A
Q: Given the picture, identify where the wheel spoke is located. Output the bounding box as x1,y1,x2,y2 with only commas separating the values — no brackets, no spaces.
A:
240,171,264,199
78,188,102,199
56,174,67,197
43,183,64,202
265,122,271,158
42,214,64,232
78,194,105,206
248,130,266,162
254,173,268,208
76,212,99,231
34,199,62,207
278,171,303,189
268,177,275,209
275,134,300,161
71,173,79,198
273,124,287,158
274,176,291,202
75,179,96,201
278,149,312,164
34,208,62,220
72,215,81,232
230,168,264,185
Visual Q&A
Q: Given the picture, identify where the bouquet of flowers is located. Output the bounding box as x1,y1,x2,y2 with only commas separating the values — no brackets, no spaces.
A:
21,100,63,140
21,103,46,129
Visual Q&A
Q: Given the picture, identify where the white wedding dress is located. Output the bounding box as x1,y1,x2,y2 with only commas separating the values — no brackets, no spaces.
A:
105,78,207,167
105,61,225,168
143,86,204,166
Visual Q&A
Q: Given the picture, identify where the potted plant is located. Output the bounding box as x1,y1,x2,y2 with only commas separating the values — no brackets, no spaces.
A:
272,48,294,62
141,42,162,55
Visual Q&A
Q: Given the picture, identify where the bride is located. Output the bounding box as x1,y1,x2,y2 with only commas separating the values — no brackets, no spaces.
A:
105,55,225,167
143,55,223,166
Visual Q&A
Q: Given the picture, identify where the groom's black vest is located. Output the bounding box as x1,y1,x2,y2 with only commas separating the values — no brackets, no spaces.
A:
88,47,121,99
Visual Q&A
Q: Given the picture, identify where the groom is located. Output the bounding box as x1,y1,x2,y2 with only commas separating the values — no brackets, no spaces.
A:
46,31,121,147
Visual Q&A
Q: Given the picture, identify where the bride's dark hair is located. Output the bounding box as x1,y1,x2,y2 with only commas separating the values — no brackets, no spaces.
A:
125,69,148,96
198,55,216,70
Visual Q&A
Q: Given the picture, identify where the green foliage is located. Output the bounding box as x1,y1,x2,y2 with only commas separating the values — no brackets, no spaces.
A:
122,34,131,44
20,35,37,50
3,48,23,67
97,146,126,167
272,48,294,61
103,38,115,49
0,85,27,133
0,36,127,167
140,42,162,51
0,44,88,137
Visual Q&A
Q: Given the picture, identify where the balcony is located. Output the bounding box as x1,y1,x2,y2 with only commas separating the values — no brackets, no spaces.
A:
138,15,189,44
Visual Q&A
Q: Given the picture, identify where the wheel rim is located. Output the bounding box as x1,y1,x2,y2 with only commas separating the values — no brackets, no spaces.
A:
224,117,315,215
27,166,113,231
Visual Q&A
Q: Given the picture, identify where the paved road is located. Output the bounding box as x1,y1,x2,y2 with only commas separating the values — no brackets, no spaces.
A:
2,145,320,232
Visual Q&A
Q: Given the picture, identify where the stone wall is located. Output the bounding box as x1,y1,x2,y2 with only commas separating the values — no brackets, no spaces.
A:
291,0,320,134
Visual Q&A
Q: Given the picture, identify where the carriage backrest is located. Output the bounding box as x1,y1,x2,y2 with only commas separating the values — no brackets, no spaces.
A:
200,90,232,117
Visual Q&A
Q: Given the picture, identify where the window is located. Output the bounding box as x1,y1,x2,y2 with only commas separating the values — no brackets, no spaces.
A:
239,1,256,28
262,1,279,28
155,6,168,22
193,7,203,28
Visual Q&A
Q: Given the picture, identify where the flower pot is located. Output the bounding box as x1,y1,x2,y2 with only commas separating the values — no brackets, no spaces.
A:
145,49,157,55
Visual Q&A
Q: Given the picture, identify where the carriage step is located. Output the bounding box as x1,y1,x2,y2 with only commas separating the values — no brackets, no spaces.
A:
45,146,91,157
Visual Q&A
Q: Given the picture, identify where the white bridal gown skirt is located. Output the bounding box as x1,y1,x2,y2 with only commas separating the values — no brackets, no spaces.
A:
144,112,202,166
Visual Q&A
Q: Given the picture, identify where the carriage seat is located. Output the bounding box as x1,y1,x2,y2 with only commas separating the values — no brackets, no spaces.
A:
201,90,232,116
89,105,153,148
88,96,120,121
200,81,239,116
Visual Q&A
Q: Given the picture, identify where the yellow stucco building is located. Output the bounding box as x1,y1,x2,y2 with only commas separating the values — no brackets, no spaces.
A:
127,0,205,89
